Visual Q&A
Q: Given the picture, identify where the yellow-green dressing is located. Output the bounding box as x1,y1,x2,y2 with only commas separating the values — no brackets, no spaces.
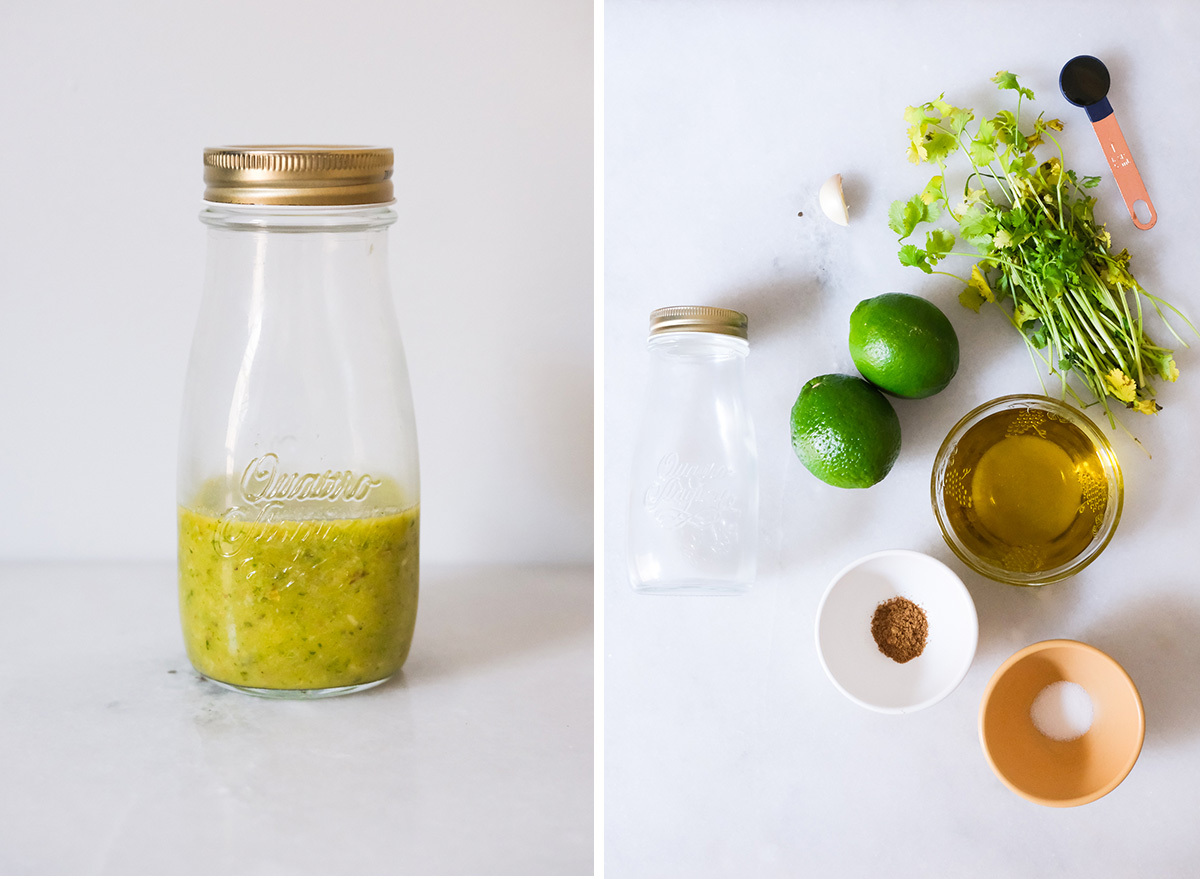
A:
178,504,419,691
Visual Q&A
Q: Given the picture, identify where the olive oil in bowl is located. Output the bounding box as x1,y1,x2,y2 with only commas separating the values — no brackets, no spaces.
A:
933,396,1122,585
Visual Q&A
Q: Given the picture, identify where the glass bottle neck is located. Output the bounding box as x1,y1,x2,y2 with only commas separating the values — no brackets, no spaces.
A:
199,202,398,233
198,202,396,317
647,331,749,360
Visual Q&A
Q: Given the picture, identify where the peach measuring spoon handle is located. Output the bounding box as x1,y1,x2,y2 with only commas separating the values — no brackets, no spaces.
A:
1091,112,1156,229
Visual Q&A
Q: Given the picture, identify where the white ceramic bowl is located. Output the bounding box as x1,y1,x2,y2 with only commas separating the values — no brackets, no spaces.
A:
815,550,978,713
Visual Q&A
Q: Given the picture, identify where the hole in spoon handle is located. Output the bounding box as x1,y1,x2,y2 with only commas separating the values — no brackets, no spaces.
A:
1091,113,1157,230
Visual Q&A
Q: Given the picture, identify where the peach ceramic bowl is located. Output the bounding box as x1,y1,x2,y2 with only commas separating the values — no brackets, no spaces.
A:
979,640,1144,807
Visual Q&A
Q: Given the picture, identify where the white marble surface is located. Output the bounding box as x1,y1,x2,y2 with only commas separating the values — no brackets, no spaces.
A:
604,1,1200,877
0,562,592,876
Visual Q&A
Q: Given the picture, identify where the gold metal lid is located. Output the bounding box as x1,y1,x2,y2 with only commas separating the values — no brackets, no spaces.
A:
203,145,394,206
649,306,748,339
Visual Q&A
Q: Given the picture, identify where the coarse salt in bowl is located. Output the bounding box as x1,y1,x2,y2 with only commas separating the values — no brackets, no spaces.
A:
979,639,1144,807
815,549,978,714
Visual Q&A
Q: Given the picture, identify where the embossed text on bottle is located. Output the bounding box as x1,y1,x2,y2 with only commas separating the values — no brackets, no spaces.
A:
214,453,383,557
643,452,741,559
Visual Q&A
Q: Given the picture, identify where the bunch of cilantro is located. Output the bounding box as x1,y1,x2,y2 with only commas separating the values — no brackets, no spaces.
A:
889,70,1193,424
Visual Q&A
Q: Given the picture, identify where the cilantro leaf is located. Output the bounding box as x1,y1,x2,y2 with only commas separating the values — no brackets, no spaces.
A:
887,199,908,237
955,288,984,312
898,244,933,273
968,264,994,301
888,194,939,239
968,140,997,167
1104,369,1138,403
991,70,1034,100
933,98,973,135
922,127,958,164
1013,300,1039,327
1029,324,1050,349
959,285,986,313
1147,350,1179,382
919,175,945,206
991,110,1017,145
965,119,999,167
1007,152,1036,175
905,102,959,164
959,264,995,312
925,229,955,261
958,209,997,247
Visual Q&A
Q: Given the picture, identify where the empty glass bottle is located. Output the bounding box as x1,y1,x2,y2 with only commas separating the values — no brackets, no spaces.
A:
627,306,758,595
177,146,420,698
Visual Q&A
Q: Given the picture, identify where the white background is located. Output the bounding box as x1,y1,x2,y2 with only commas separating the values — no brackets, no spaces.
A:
605,1,1200,877
0,0,593,566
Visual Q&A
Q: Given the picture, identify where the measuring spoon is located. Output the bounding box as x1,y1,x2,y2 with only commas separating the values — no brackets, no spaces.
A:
1059,55,1156,230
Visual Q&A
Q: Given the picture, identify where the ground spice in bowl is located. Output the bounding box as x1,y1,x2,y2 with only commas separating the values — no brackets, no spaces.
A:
871,596,928,663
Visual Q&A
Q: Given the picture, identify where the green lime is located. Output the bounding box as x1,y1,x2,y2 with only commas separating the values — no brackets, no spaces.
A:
849,293,959,398
790,374,901,489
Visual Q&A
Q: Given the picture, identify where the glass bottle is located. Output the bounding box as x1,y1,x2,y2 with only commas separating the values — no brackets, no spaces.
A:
627,306,758,595
177,146,420,698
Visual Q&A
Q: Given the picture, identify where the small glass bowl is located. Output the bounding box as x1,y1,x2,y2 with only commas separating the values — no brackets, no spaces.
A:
931,395,1123,586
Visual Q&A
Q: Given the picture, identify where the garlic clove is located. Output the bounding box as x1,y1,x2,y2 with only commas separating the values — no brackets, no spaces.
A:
819,173,849,226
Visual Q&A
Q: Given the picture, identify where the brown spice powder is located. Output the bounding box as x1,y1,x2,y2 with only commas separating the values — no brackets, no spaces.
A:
871,596,928,663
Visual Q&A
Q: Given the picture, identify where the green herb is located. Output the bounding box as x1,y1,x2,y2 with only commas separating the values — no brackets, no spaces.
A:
890,70,1195,424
